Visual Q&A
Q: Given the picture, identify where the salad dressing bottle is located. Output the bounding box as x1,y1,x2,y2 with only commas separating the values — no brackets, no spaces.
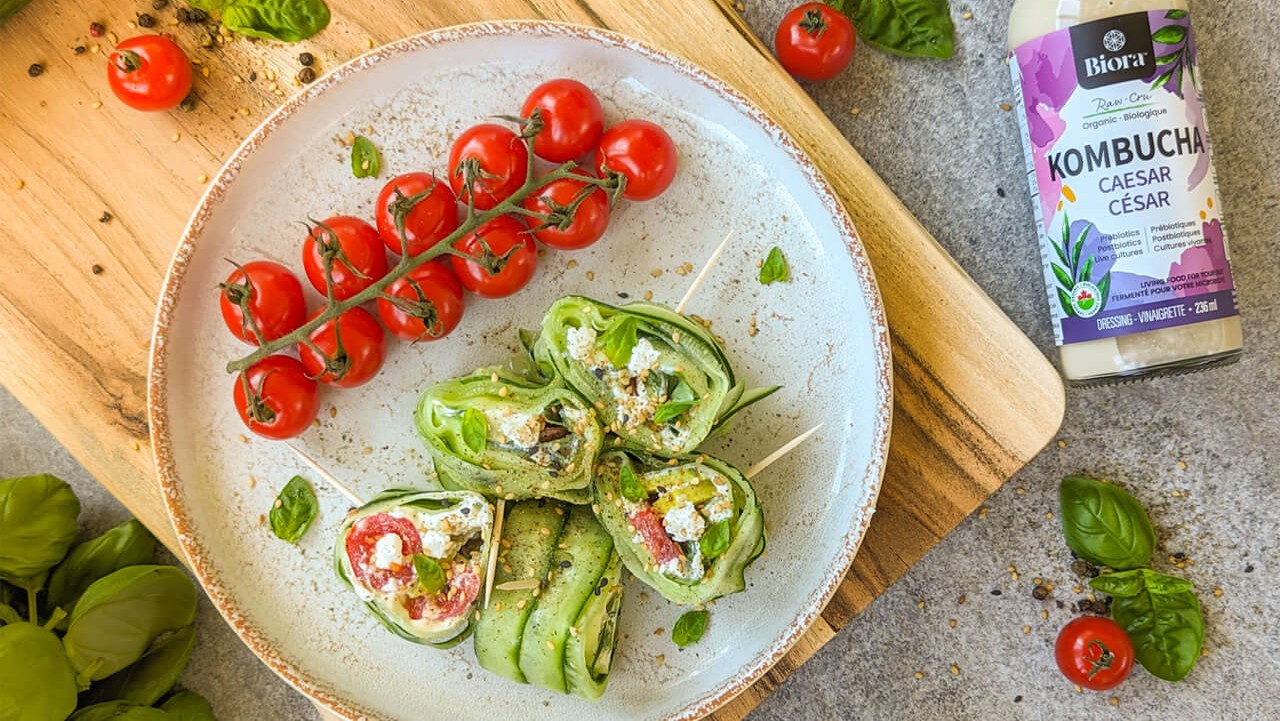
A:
1007,0,1242,383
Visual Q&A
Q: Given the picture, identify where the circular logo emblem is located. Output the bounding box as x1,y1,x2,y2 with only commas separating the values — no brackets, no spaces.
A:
1070,282,1103,318
1103,29,1127,52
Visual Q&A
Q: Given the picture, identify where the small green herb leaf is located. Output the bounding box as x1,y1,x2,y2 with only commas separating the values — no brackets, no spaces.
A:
413,555,446,595
351,135,380,179
220,0,331,43
671,379,696,403
845,0,956,59
672,609,710,647
1091,568,1194,598
1105,576,1203,681
461,408,488,453
602,317,638,369
619,464,647,502
1059,475,1155,570
269,476,318,544
758,246,789,285
653,401,696,425
699,520,731,560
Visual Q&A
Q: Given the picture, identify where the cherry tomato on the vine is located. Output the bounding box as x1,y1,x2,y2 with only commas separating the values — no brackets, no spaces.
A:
521,79,605,163
1054,616,1135,691
374,173,460,257
448,124,529,210
106,34,193,112
521,176,610,250
232,355,320,440
298,307,386,388
775,3,856,81
449,216,537,299
219,260,308,345
595,120,678,201
302,216,389,301
376,260,465,342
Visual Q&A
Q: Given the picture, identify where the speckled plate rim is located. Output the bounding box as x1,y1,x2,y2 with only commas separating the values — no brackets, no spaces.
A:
147,19,893,721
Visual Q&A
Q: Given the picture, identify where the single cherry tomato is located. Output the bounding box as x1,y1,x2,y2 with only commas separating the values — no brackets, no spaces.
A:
521,176,611,250
218,260,308,345
374,172,460,257
232,355,319,440
595,120,678,201
298,307,386,388
447,124,529,210
1055,616,1135,691
106,34,193,112
345,513,423,592
775,3,856,81
301,216,389,301
521,78,606,163
449,216,537,299
376,260,465,342
406,565,480,622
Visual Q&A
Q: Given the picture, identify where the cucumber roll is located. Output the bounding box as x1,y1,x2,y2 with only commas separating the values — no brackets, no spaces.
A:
415,368,605,503
533,296,777,457
591,450,765,606
334,489,492,647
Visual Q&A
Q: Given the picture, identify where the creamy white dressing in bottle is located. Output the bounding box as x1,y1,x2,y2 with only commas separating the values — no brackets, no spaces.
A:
1008,0,1242,383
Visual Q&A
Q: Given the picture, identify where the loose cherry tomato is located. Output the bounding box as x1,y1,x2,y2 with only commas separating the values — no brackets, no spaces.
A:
521,79,605,163
595,120,678,201
106,34,192,112
521,176,610,250
218,260,308,345
298,307,386,388
232,355,319,440
301,216,389,301
374,173,460,257
449,216,537,299
1055,616,1135,691
775,3,856,81
376,260,465,341
447,124,529,210
345,513,423,592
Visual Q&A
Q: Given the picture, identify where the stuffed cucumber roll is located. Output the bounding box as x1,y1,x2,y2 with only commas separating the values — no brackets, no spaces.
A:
592,450,765,606
335,489,492,647
415,368,605,503
534,296,777,457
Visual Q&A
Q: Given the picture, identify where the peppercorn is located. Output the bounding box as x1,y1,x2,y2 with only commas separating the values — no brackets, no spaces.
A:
1031,584,1050,600
91,264,104,275
248,70,257,82
297,67,316,84
74,45,87,54
137,13,156,28
179,94,197,112
151,0,169,8
188,8,208,23
27,63,44,77
298,51,315,66
175,7,191,22
89,21,105,37
99,211,113,223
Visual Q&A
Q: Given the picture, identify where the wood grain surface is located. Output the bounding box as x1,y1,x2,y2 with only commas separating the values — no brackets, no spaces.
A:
0,1,1064,719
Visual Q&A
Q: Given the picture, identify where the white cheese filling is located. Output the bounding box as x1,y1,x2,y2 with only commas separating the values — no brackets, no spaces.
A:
372,533,405,570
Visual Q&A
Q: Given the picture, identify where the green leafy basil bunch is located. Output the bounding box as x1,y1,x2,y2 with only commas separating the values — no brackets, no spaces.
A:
827,0,957,60
0,474,217,720
185,0,330,43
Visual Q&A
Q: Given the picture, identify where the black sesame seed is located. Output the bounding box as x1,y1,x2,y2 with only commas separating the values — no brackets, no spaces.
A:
27,63,44,78
617,291,629,299
560,560,571,569
137,13,156,27
460,506,470,515
248,70,258,82
996,187,1006,198
1245,563,1255,573
298,67,316,84
1013,696,1023,703
991,589,1002,596
298,51,315,66
98,211,113,223
1173,551,1187,560
74,45,87,54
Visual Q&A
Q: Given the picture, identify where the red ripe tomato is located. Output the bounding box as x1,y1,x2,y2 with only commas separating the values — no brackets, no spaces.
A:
374,173,460,257
521,79,605,163
106,35,192,112
298,307,386,388
775,3,856,81
218,260,308,345
521,176,610,250
447,124,529,210
344,513,423,592
376,260,465,341
627,509,682,565
449,216,537,299
301,216,389,301
1055,616,1135,691
232,355,319,440
406,565,480,621
595,120,678,201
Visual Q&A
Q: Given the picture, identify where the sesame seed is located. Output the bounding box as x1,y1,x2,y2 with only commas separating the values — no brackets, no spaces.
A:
962,10,973,20
1000,102,1014,112
1022,625,1031,635
1212,587,1223,597
1109,697,1120,706
650,268,662,277
91,100,103,109
13,179,24,190
914,671,924,680
949,618,957,628
366,38,375,49
950,665,960,676
198,174,208,184
170,133,180,142
567,259,578,269
586,271,595,281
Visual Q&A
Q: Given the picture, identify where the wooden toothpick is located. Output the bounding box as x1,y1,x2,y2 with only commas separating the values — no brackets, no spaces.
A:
283,442,366,506
745,424,823,479
483,498,506,609
675,230,734,314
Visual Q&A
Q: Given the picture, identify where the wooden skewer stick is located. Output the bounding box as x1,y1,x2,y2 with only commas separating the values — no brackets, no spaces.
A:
283,442,366,506
745,423,823,479
674,230,734,315
483,498,506,609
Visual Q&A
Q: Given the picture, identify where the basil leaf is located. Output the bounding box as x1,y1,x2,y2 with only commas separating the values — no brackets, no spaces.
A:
672,609,709,647
0,622,78,720
269,476,318,544
670,379,696,403
601,316,638,369
0,474,80,589
699,520,731,560
413,555,445,595
758,246,788,285
69,702,171,721
160,690,217,721
843,0,956,59
1108,582,1203,681
619,464,647,503
94,623,196,705
351,135,380,179
46,519,155,615
461,408,488,453
0,602,20,625
653,400,695,424
220,0,331,43
1059,475,1155,570
1091,569,1193,598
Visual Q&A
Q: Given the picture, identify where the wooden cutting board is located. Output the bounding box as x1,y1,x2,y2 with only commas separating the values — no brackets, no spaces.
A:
0,0,1064,719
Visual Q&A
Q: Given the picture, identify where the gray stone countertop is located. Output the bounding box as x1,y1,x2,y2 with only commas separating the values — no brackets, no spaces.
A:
2,0,1275,718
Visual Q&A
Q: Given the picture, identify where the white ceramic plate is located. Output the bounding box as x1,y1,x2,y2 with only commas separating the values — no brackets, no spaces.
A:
149,21,891,721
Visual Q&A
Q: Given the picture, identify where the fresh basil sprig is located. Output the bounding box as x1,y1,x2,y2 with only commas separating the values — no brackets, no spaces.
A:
758,246,788,285
461,408,488,453
413,555,446,595
601,316,638,369
653,380,697,424
1059,475,1155,570
830,0,956,59
699,520,731,560
269,476,318,544
672,609,710,647
1089,569,1204,681
189,0,331,43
